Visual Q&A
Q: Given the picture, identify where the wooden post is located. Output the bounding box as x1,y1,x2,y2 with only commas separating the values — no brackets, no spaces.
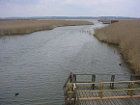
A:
69,72,73,83
92,74,96,89
130,75,133,81
73,74,76,82
127,82,134,96
110,75,115,89
73,83,77,105
99,82,104,98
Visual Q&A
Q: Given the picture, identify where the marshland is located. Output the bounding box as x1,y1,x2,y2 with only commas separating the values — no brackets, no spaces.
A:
0,19,93,35
0,0,140,105
95,20,140,74
0,20,133,105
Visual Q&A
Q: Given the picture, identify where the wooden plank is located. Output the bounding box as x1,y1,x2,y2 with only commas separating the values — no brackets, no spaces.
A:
78,95,140,100
76,97,140,105
76,88,140,93
64,73,140,105
74,80,140,85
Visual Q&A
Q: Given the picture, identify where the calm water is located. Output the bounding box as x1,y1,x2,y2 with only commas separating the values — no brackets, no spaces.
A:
0,21,130,105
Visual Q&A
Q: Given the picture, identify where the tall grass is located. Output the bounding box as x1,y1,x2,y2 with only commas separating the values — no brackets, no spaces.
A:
0,20,93,35
95,20,140,74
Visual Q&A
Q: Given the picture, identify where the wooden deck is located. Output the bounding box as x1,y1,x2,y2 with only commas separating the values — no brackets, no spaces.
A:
78,98,140,105
63,73,140,105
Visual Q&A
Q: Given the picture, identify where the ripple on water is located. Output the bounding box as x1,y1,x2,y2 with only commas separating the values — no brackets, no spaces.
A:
0,23,130,105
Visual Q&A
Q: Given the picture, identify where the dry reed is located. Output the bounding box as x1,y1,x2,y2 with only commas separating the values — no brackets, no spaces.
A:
95,20,140,74
0,20,93,35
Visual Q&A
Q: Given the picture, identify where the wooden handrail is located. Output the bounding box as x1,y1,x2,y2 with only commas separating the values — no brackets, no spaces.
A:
69,80,140,99
77,88,140,93
78,95,140,100
64,73,140,105
73,80,140,85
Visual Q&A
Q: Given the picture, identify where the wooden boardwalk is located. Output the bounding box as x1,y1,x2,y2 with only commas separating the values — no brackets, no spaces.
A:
63,73,140,105
76,88,140,105
78,99,140,105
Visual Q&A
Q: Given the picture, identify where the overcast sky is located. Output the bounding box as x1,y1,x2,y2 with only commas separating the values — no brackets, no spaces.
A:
0,0,139,17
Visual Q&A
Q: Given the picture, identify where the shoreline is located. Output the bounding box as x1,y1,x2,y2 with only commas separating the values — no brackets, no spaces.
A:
94,20,140,74
94,33,135,74
0,19,93,36
97,39,134,74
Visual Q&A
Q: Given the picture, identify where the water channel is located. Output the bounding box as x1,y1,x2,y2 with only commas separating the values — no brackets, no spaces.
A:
0,20,130,105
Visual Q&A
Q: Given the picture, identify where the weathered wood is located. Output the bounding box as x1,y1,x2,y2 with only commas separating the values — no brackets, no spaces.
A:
110,75,115,89
73,80,140,85
64,73,140,105
78,95,140,100
92,74,96,89
73,74,76,82
127,82,134,96
98,82,104,98
67,94,140,100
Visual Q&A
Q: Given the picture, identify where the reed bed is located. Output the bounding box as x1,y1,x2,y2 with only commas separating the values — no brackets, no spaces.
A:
95,20,140,74
0,20,93,35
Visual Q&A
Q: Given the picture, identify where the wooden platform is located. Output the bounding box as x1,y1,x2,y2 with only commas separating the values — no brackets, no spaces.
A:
63,73,140,105
78,98,140,105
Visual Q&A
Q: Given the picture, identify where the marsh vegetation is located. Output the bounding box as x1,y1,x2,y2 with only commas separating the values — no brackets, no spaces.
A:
95,20,140,73
0,19,93,36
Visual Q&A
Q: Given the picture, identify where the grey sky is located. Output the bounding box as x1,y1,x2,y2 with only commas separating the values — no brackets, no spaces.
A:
0,0,139,17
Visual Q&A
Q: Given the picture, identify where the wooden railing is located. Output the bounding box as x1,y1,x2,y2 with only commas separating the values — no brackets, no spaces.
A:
75,80,140,99
64,73,140,105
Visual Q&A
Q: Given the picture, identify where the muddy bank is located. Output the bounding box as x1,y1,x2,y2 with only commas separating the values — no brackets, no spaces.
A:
0,19,93,36
94,20,140,74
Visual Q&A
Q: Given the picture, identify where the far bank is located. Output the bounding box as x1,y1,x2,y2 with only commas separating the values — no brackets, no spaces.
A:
0,19,93,36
